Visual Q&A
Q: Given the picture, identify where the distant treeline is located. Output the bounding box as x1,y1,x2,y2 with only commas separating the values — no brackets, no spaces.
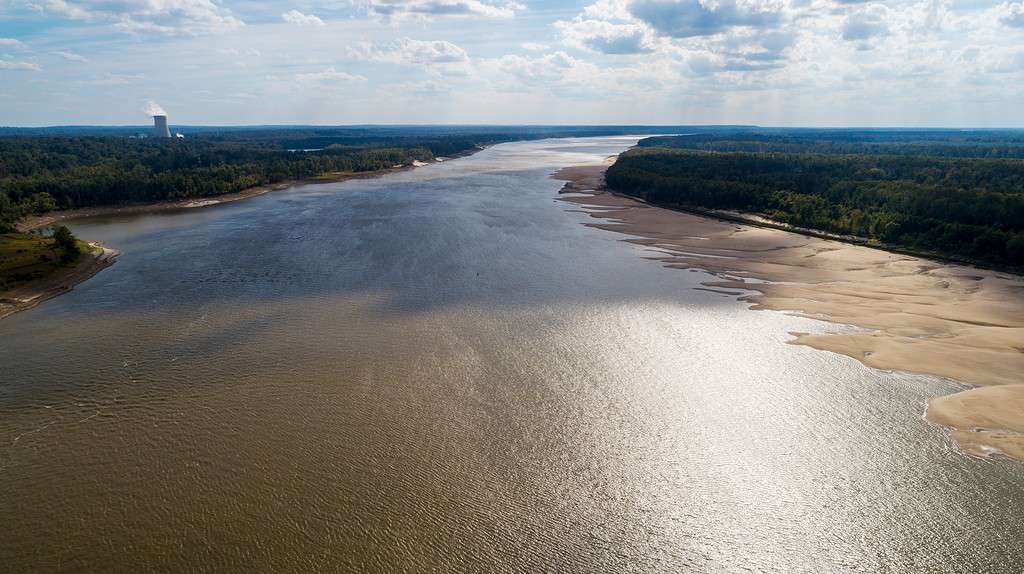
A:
638,131,1024,159
0,137,438,230
607,133,1024,267
0,125,696,231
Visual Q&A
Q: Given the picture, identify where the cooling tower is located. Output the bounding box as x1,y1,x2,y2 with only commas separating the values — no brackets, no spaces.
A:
152,115,171,138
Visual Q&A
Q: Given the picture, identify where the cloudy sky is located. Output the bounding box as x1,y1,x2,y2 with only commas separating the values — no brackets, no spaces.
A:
1,0,1023,126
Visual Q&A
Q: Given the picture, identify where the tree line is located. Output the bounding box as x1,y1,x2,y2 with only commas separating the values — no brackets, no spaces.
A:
0,126,696,231
606,138,1024,267
0,136,457,231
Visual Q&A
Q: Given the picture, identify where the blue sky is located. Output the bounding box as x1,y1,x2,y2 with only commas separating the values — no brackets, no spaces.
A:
1,0,1023,126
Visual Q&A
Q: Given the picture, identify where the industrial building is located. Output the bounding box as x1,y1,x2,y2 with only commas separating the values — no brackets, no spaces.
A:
152,114,171,138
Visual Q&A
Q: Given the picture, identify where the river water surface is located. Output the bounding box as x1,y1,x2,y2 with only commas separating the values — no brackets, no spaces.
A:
1,137,1022,573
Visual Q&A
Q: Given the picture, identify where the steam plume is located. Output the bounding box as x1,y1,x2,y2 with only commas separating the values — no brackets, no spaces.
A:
143,100,167,116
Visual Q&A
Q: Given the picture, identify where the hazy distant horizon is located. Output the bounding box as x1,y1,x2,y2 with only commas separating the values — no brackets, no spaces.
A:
5,123,1024,131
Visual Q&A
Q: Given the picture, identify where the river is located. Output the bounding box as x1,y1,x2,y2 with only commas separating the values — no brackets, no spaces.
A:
1,137,1022,572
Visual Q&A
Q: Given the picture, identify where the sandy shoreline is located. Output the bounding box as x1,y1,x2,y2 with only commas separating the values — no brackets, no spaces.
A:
554,163,1024,462
0,242,118,320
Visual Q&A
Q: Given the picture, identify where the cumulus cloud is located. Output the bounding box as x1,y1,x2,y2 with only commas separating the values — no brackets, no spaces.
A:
349,38,469,65
281,9,324,26
842,7,889,43
685,42,787,75
1000,1,1024,27
0,38,26,48
40,0,243,35
0,59,41,71
628,0,784,38
480,49,677,96
348,38,471,76
556,18,655,54
55,50,88,62
368,0,523,19
484,51,583,87
295,68,367,84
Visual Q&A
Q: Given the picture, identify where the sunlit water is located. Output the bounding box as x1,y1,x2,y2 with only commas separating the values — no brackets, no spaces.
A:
1,137,1021,573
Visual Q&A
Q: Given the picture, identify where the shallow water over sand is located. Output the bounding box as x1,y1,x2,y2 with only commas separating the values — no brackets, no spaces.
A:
1,137,1022,572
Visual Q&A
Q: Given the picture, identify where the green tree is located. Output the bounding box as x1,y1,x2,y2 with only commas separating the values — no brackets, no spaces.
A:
52,225,81,263
23,192,56,215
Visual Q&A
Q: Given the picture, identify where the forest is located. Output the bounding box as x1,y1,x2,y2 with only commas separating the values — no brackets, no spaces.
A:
607,132,1024,267
0,125,684,231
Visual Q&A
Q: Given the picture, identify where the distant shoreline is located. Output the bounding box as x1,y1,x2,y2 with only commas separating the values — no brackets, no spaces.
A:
17,150,481,232
554,162,1024,462
4,147,485,320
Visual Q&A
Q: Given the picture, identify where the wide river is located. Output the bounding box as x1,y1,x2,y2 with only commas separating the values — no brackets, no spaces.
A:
1,137,1022,572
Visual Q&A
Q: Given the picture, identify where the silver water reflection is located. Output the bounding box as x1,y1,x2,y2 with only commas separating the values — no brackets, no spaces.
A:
1,137,1021,573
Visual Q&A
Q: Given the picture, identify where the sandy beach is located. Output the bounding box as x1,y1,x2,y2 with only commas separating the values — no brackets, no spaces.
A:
554,164,1024,461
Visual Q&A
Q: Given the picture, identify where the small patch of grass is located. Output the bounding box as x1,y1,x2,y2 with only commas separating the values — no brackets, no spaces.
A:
0,232,84,291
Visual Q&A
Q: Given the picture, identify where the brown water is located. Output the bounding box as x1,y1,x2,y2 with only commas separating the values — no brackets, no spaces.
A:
1,137,1022,573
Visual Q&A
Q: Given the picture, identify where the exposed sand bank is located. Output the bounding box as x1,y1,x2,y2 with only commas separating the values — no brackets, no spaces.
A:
554,164,1024,461
0,242,118,320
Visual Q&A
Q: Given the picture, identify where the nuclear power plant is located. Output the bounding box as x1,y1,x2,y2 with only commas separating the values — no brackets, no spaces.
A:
152,114,171,138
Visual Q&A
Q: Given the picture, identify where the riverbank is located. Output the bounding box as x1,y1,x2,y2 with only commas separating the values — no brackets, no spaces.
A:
0,241,118,320
16,158,460,232
6,150,481,319
554,163,1024,461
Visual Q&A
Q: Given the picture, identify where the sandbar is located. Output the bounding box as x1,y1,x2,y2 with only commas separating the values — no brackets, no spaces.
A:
554,163,1024,461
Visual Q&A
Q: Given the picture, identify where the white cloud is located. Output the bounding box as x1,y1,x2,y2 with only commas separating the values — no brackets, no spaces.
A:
521,42,549,51
348,38,469,65
1000,1,1024,27
628,0,784,39
295,67,367,84
368,0,523,20
87,72,145,85
0,38,26,48
40,0,244,35
55,50,88,62
556,18,655,54
479,50,676,96
348,37,472,76
281,9,324,26
219,47,261,57
842,6,890,44
0,59,41,71
385,79,452,95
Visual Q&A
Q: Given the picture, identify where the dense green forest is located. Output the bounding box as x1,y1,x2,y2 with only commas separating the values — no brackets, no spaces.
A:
607,133,1024,267
0,134,480,230
0,126,686,231
638,130,1024,159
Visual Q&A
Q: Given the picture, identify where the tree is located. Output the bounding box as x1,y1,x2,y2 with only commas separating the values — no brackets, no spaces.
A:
52,225,81,263
23,192,56,215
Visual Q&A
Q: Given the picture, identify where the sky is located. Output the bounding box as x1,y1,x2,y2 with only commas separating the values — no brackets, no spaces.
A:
1,0,1023,126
